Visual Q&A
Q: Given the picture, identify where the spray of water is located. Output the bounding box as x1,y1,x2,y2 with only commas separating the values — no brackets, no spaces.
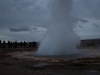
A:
35,0,80,55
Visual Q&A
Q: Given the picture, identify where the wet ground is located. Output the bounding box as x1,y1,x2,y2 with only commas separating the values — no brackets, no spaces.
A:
0,48,100,75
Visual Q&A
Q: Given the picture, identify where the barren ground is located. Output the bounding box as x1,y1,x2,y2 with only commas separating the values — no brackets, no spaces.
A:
0,48,100,75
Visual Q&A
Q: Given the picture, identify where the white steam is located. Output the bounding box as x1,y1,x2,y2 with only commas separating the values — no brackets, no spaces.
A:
35,0,80,55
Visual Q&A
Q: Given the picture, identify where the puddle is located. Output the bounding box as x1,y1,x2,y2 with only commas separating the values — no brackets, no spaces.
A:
33,62,49,67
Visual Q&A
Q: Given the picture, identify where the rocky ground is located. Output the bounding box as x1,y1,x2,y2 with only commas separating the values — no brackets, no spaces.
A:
0,48,100,75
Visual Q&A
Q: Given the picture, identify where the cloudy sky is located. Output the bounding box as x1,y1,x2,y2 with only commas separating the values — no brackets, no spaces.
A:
0,0,100,42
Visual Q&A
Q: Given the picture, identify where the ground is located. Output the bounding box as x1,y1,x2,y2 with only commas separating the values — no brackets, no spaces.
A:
0,48,100,75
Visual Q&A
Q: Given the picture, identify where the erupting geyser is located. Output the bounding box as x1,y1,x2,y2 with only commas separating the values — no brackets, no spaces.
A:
35,0,80,55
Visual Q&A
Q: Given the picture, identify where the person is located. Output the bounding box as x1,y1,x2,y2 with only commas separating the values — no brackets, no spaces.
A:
24,41,26,48
0,40,2,48
20,41,23,48
15,41,17,48
26,41,29,48
29,42,32,48
3,40,6,48
10,41,12,48
8,40,11,48
0,40,1,45
33,41,37,48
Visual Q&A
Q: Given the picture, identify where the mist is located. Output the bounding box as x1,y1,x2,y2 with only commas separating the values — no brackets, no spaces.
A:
34,0,80,55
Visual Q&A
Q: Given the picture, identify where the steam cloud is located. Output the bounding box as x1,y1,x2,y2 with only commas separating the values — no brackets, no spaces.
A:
35,0,80,55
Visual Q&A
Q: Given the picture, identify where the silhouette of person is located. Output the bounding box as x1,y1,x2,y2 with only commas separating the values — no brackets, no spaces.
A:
24,41,26,48
0,40,1,45
3,40,6,48
20,41,23,48
0,40,1,48
15,41,17,48
8,40,11,48
33,41,37,48
10,41,12,48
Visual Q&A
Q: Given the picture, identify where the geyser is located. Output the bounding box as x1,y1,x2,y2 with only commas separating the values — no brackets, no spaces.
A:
35,0,80,55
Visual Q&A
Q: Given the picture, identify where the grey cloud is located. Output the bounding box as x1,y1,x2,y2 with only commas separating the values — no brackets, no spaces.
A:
0,0,50,28
73,0,100,19
9,27,31,32
0,0,100,41
78,25,84,28
77,18,89,23
73,18,89,23
84,0,100,19
93,23,99,27
9,26,46,32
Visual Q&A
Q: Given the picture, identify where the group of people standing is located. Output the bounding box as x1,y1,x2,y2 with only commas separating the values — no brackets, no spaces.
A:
0,40,38,48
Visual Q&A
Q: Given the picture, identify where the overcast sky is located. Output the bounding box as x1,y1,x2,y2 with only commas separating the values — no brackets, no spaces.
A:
0,0,100,42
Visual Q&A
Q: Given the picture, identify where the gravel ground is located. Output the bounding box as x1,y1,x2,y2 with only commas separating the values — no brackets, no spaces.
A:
0,48,100,75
